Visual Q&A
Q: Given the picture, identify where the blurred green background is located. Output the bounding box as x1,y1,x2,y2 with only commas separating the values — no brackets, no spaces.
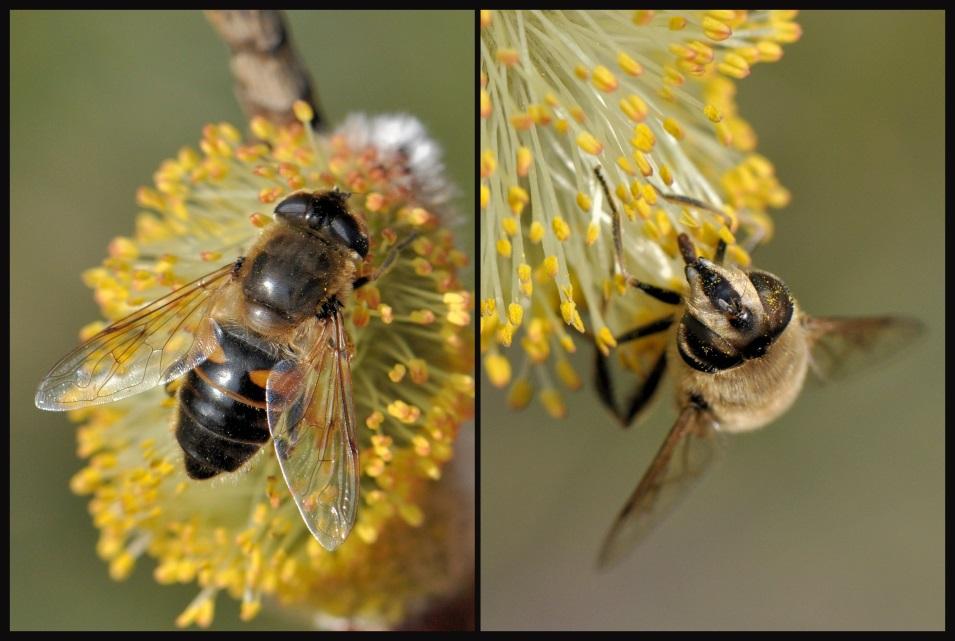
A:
481,11,943,631
10,10,474,630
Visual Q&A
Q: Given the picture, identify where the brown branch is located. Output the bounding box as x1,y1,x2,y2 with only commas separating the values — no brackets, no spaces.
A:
205,10,322,129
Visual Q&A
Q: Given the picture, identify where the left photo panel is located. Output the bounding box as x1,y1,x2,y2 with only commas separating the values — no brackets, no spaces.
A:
12,10,475,631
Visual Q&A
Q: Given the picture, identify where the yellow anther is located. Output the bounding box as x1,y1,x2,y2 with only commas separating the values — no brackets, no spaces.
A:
496,48,519,66
508,186,529,215
552,216,571,241
507,303,524,327
632,123,655,153
496,238,512,257
663,117,684,140
576,131,603,156
617,51,643,76
702,15,732,41
516,146,533,177
592,65,619,92
485,353,512,388
620,94,648,122
542,255,559,278
576,191,592,211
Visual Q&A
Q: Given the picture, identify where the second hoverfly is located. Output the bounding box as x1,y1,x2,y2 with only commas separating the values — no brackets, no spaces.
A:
35,190,376,551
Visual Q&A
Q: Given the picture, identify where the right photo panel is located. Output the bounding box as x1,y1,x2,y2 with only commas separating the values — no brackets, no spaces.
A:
479,10,943,631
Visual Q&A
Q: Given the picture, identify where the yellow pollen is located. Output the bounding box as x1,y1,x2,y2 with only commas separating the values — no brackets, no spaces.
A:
617,51,643,76
655,166,673,190
109,552,136,581
586,222,599,246
496,238,512,258
516,146,533,177
528,104,552,125
669,16,687,30
496,48,519,66
485,353,512,388
480,89,491,118
560,300,584,332
704,104,723,122
556,359,582,390
365,410,384,430
517,263,532,283
364,192,384,212
480,9,492,28
620,94,648,122
481,150,497,177
702,15,733,41
502,217,518,236
552,216,571,241
664,66,685,86
292,100,314,123
596,326,618,356
539,389,566,419
663,117,684,140
508,186,529,215
508,303,524,327
388,363,406,383
240,600,262,622
633,10,655,25
576,131,603,156
632,123,655,152
507,378,533,410
574,64,589,80
592,65,619,92
408,358,428,384
529,221,545,243
249,116,275,141
510,113,533,131
757,40,784,62
480,185,490,208
576,191,592,211
542,255,559,278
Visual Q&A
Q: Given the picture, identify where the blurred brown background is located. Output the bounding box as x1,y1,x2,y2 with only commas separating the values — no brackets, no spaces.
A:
10,10,474,630
480,11,943,630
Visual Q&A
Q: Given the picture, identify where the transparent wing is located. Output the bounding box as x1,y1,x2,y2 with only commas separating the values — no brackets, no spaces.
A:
803,315,924,382
266,312,359,551
597,405,721,569
35,264,235,410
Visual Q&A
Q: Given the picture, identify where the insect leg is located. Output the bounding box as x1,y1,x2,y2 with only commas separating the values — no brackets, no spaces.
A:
594,167,682,305
594,316,673,428
659,192,729,265
621,350,667,425
713,239,727,265
352,231,420,290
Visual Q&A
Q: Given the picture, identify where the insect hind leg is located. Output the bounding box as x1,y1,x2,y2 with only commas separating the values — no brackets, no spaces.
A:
594,316,673,428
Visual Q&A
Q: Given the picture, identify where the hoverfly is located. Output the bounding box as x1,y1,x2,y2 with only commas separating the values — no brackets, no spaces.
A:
592,168,923,568
36,190,387,551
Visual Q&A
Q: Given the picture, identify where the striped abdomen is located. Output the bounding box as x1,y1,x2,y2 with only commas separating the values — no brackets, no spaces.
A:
175,322,282,479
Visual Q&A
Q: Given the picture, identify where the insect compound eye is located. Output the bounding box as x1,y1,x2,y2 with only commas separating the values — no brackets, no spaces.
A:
273,192,312,222
748,271,794,334
329,213,369,258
